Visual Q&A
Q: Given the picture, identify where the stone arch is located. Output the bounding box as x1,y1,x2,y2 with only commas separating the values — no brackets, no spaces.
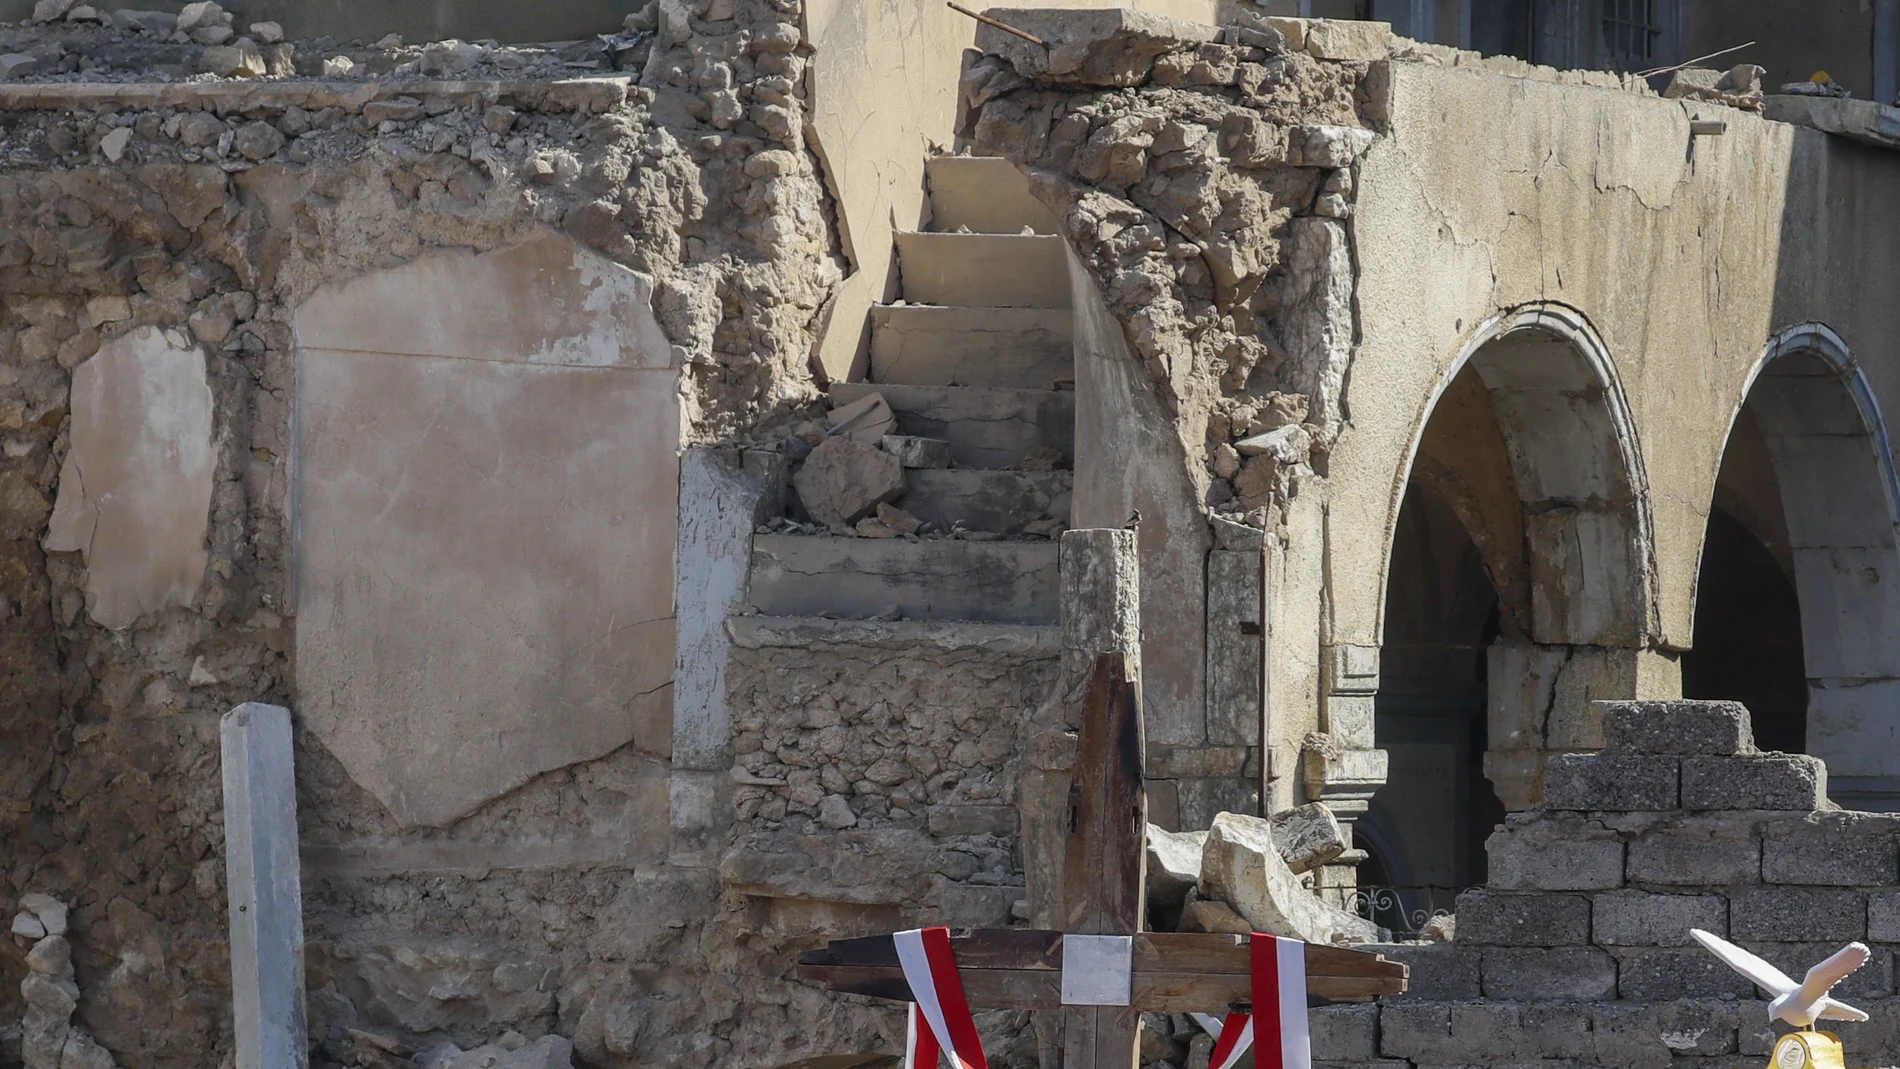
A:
1693,323,1900,808
1336,304,1655,897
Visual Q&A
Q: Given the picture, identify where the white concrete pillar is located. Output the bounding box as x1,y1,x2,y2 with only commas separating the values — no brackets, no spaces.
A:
221,702,308,1069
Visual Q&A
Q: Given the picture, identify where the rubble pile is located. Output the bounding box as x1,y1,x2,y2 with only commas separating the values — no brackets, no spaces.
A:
10,895,116,1069
1142,802,1380,945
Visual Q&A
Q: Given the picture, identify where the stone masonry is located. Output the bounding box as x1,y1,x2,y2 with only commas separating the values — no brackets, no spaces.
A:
1314,700,1900,1069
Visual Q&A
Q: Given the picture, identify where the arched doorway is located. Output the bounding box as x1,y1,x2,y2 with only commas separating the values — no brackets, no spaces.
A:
1361,306,1650,926
1687,325,1900,808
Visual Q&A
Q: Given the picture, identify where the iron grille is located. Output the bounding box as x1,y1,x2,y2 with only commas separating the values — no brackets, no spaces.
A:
1599,0,1662,70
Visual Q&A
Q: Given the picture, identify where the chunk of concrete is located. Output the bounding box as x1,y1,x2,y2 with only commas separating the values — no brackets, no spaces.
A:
293,231,677,828
880,435,952,469
1301,18,1392,60
975,8,1220,87
45,327,214,630
1198,811,1382,943
1270,802,1347,874
793,436,907,530
826,391,895,442
1146,824,1205,907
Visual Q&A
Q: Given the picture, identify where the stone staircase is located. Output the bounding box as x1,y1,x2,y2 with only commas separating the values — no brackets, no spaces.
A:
745,156,1073,627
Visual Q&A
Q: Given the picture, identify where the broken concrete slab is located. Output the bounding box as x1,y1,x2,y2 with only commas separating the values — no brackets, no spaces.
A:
974,7,1220,87
826,391,896,442
1270,802,1347,874
830,382,1074,470
1198,811,1382,943
45,326,215,630
793,436,907,529
870,304,1072,390
879,434,952,469
1146,824,1205,907
1300,18,1393,60
293,230,677,828
1764,94,1900,151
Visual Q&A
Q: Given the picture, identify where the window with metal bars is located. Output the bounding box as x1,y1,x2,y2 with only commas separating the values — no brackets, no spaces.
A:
1599,0,1664,69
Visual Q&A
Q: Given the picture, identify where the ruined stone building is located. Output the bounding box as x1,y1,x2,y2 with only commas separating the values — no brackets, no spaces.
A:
3,0,1900,1067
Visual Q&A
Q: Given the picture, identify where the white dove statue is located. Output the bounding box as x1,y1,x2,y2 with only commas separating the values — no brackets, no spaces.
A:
1691,929,1871,1027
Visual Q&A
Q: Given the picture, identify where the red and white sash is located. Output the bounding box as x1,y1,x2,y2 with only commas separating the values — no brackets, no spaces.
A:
1206,933,1310,1069
895,927,988,1069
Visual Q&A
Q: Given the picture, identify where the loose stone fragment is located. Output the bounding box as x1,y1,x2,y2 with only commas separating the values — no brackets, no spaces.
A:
248,21,284,43
1146,824,1206,906
1178,895,1252,934
323,55,357,77
1199,811,1382,942
0,54,41,80
201,42,266,78
30,0,76,22
19,893,67,938
879,434,951,469
175,1,228,33
826,392,895,442
874,502,922,535
793,437,907,530
98,128,132,162
1270,801,1346,874
232,121,285,161
11,911,45,941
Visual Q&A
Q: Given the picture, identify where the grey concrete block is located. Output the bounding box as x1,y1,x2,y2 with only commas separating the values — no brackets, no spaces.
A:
1488,817,1625,891
1309,1003,1378,1061
1657,1000,1742,1055
1449,1001,1526,1058
1378,1002,1452,1060
1612,947,1753,1000
1681,755,1826,810
1542,752,1680,810
1592,890,1727,946
1590,1001,1670,1069
1762,811,1899,885
1521,1002,1595,1058
1730,886,1865,942
1481,947,1617,1000
1359,943,1481,1000
1454,890,1591,946
1871,891,1900,942
1626,816,1760,885
1600,699,1754,755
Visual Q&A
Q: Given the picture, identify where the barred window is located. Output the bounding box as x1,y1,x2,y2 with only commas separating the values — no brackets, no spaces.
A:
1600,0,1664,69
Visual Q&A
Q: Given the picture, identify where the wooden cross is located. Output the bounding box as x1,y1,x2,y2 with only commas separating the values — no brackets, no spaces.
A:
797,531,1408,1069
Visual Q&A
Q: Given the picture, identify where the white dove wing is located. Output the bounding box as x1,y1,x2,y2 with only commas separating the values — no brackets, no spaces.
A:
1818,997,1871,1023
1796,943,1870,1007
1691,929,1798,996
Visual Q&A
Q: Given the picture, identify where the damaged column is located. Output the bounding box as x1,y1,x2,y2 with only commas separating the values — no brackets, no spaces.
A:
221,702,308,1069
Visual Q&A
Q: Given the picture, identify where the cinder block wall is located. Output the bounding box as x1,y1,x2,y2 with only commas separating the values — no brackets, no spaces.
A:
1318,700,1900,1069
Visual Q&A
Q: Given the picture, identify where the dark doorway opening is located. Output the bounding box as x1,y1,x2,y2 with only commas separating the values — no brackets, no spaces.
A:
1682,507,1808,754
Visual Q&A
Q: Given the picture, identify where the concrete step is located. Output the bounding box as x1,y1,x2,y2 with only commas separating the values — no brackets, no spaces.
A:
746,534,1059,624
727,614,1062,655
870,305,1073,389
830,382,1074,469
898,469,1071,534
925,155,1060,236
895,232,1070,309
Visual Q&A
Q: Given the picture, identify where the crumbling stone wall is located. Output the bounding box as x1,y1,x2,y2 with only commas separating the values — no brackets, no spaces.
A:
1318,700,1900,1069
960,10,1376,538
0,2,855,1065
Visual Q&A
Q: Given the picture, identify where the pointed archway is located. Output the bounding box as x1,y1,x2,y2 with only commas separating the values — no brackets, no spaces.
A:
1687,324,1900,808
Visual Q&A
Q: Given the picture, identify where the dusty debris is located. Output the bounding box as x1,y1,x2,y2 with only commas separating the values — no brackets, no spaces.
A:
792,436,908,530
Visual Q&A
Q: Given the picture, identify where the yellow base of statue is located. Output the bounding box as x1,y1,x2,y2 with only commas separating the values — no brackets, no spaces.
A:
1768,1031,1847,1069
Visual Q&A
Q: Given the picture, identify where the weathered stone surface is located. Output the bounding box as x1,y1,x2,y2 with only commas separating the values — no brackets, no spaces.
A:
1178,896,1250,934
1486,815,1624,891
1541,753,1680,811
1601,700,1755,755
1360,943,1480,1001
1626,815,1761,885
45,326,214,630
1481,947,1616,1000
18,895,66,939
0,53,40,79
1453,890,1590,946
1290,124,1376,167
793,436,907,529
1610,946,1753,1000
826,391,895,442
880,434,952,469
441,1035,574,1069
1871,890,1900,941
1271,801,1346,874
1681,754,1826,810
1730,886,1865,941
1300,17,1393,59
976,8,1221,87
1199,811,1381,943
1592,890,1726,946
1145,824,1204,907
1761,812,1899,885
1309,1003,1377,1061
294,232,677,828
201,41,265,77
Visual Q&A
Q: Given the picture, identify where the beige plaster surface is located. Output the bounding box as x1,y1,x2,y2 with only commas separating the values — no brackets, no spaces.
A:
1332,61,1900,665
293,232,679,828
45,325,215,630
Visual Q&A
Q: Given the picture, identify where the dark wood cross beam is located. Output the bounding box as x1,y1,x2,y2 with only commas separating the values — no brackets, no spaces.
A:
797,531,1407,1069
